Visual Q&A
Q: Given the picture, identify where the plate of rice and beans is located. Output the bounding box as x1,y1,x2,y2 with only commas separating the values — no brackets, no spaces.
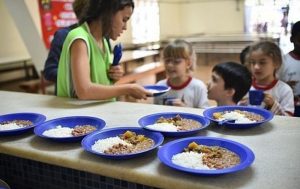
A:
158,137,255,175
0,113,46,136
138,112,210,137
34,116,105,142
81,127,164,159
203,106,273,129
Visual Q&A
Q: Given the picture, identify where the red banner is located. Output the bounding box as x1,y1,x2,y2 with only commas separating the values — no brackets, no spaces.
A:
38,0,77,49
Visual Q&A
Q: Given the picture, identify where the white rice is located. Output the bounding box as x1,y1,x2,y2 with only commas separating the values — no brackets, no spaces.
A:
0,123,24,131
172,151,212,170
42,125,73,137
91,136,132,153
218,111,256,123
146,122,178,132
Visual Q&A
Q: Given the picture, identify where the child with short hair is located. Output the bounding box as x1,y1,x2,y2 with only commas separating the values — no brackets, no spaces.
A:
154,39,209,108
207,61,252,106
247,41,294,116
278,21,300,116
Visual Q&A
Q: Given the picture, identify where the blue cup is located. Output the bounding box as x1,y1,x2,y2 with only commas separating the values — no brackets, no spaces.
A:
249,90,264,106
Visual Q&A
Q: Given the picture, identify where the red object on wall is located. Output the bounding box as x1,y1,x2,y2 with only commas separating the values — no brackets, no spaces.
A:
38,0,77,49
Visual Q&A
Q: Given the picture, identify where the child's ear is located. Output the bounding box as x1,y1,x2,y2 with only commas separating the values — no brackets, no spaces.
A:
186,59,192,68
226,88,235,98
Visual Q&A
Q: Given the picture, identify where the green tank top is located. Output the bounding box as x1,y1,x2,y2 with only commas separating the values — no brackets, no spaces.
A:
57,22,113,99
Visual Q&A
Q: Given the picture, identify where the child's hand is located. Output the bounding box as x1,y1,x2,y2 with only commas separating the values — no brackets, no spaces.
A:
263,93,275,109
108,65,124,81
238,97,248,106
171,98,186,107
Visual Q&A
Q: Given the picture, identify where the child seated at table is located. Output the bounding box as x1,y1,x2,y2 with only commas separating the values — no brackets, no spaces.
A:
278,21,300,116
207,61,252,106
241,41,294,116
154,39,209,108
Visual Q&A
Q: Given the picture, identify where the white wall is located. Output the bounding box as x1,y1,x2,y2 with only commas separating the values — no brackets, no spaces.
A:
182,0,244,34
0,0,29,58
159,0,244,39
0,0,245,62
159,2,183,39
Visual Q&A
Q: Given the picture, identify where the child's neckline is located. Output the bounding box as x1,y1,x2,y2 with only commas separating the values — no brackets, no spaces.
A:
167,76,192,90
252,79,278,90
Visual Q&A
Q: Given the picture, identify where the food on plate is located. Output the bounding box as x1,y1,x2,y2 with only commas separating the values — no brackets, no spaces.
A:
172,142,240,170
42,125,96,137
72,125,97,136
92,131,154,155
0,120,33,131
146,115,202,131
212,110,264,123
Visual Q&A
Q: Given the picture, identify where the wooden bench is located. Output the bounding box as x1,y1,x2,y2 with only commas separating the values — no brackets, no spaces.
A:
120,50,160,74
0,56,38,83
19,72,54,94
116,62,165,85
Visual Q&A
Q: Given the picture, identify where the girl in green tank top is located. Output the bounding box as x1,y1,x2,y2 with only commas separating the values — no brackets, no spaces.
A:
56,0,150,101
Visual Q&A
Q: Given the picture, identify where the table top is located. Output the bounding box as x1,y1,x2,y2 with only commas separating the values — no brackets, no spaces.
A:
121,50,159,63
0,90,299,189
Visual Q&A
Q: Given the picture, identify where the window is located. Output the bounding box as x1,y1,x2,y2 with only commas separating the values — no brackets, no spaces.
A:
131,0,160,44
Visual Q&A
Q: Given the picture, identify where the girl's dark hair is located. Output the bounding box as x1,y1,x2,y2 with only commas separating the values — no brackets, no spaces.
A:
213,62,252,103
80,0,134,37
249,41,282,76
240,45,250,65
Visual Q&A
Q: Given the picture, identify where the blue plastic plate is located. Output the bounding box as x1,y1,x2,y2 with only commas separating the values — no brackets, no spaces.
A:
144,85,170,96
203,106,273,129
0,112,46,136
82,127,164,159
34,116,106,142
158,136,255,175
138,112,210,137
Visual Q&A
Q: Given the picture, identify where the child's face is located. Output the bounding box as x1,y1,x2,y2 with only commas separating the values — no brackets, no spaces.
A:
207,71,227,101
110,6,133,40
163,57,190,79
249,50,277,83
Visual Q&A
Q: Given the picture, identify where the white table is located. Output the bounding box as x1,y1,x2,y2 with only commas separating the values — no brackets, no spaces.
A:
0,91,299,189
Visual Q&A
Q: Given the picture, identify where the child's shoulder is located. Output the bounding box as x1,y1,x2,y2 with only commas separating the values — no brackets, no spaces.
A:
275,80,293,93
191,77,206,86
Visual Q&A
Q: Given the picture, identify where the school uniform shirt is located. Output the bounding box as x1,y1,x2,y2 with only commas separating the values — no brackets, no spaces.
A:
251,79,294,116
57,22,113,99
278,52,300,105
154,77,209,108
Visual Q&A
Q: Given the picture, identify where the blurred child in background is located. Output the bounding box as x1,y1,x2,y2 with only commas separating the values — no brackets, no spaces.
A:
240,45,251,72
154,39,209,108
207,61,252,106
278,21,300,116
43,0,88,93
244,41,294,116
